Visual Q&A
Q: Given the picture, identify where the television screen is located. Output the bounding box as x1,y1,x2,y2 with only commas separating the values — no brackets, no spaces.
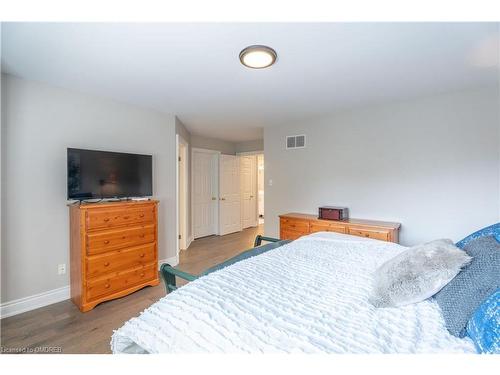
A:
67,148,152,200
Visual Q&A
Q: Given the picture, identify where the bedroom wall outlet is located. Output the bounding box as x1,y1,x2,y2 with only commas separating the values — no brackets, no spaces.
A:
58,263,66,275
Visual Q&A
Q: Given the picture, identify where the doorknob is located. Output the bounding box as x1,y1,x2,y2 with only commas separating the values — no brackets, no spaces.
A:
220,197,226,201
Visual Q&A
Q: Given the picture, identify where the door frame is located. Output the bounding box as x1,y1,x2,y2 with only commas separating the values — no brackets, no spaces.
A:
191,147,221,238
176,134,189,257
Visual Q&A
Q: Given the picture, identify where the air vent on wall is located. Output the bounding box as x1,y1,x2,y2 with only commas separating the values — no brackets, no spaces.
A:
286,135,306,149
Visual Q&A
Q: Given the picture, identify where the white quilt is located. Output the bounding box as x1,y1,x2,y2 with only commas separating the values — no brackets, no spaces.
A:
111,232,476,353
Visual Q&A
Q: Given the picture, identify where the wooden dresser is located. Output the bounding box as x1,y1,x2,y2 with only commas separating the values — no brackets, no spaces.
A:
280,213,401,243
69,200,160,312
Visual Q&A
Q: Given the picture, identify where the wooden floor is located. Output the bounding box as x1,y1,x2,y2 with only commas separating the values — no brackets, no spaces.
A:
0,225,263,354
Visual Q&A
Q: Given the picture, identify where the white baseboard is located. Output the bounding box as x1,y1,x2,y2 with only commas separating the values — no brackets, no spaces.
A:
0,285,70,319
186,235,194,249
1,257,178,319
158,255,179,268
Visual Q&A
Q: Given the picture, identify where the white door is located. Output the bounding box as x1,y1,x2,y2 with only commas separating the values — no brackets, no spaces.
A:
257,154,264,219
219,155,241,235
192,150,218,238
240,155,257,229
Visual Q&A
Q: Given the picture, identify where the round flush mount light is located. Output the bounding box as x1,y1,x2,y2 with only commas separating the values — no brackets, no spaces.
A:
239,45,277,69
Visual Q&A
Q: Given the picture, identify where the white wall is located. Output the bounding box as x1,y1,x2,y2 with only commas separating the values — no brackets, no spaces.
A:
235,139,264,153
265,88,500,246
175,116,191,144
191,134,236,155
1,74,177,303
190,135,264,155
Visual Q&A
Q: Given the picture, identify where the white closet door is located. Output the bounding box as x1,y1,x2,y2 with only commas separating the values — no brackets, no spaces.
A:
193,150,218,238
219,155,241,235
240,155,257,229
257,154,264,218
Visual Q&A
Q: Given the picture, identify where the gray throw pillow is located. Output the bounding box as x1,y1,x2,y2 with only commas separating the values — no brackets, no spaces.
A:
370,239,471,308
434,236,500,337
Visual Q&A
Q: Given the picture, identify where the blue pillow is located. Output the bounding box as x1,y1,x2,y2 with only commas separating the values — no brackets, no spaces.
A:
434,236,500,337
456,223,500,249
466,289,499,354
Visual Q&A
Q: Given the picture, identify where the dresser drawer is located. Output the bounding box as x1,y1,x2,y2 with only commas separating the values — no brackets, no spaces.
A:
86,243,156,278
348,227,390,241
280,218,310,233
278,213,400,245
86,206,155,231
86,264,157,301
86,224,156,255
310,222,346,234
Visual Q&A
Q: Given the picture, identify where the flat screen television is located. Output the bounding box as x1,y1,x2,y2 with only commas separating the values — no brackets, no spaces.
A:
67,148,153,200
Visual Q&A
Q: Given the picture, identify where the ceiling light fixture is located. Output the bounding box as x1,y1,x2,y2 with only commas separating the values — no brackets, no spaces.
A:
239,45,277,69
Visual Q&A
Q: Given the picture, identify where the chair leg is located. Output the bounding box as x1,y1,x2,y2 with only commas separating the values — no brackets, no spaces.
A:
160,263,176,293
254,235,263,247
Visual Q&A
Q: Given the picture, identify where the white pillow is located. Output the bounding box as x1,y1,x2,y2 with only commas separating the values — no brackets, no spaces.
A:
369,239,471,308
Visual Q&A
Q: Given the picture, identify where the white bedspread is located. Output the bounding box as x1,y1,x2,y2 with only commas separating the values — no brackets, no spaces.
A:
111,232,476,353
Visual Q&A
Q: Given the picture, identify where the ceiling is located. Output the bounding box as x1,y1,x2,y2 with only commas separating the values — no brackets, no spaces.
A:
2,23,499,142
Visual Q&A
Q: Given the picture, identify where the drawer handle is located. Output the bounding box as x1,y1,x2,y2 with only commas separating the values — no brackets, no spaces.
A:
122,236,126,239
123,216,130,220
139,214,144,218
365,234,370,237
140,272,145,277
105,283,110,289
103,218,110,222
104,262,110,267
104,240,110,244
140,253,145,258
139,234,145,238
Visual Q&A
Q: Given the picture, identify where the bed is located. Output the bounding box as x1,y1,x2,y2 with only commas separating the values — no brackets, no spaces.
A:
111,231,478,353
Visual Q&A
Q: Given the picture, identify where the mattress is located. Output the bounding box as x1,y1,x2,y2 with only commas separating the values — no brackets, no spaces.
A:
111,232,476,353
